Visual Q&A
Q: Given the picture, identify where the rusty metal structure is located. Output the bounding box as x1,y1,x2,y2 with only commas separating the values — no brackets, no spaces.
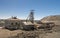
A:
22,10,35,30
26,10,34,23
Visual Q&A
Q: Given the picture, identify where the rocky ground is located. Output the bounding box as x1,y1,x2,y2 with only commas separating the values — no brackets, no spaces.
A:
0,29,22,38
44,32,60,38
0,25,60,38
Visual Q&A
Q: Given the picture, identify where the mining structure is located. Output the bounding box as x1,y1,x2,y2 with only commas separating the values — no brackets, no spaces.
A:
0,10,55,31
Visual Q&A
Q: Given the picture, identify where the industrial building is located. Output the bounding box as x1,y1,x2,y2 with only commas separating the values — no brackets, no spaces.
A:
4,16,22,30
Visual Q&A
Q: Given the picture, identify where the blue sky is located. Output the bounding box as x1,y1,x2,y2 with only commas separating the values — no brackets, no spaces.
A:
0,0,60,20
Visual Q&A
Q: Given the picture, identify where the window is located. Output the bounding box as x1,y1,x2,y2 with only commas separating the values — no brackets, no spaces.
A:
15,22,19,25
11,23,13,25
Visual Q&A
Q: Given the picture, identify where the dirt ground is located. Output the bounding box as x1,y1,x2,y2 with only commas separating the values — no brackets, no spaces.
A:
45,32,60,38
0,28,60,38
0,29,22,38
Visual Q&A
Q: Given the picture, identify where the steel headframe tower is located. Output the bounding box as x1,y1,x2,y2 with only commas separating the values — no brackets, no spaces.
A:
29,10,34,23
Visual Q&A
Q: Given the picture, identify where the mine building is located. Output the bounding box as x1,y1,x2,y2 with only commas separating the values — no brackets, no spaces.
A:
5,16,22,30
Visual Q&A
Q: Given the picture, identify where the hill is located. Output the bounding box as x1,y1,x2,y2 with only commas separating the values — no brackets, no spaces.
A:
41,15,60,25
41,15,60,21
41,15,60,33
